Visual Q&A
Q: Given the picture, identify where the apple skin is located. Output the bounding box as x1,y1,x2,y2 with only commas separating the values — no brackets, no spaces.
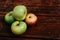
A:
12,5,27,21
25,13,37,25
5,11,15,24
11,21,27,35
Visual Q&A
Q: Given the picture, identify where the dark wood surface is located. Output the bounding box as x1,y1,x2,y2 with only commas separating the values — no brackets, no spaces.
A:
0,0,60,40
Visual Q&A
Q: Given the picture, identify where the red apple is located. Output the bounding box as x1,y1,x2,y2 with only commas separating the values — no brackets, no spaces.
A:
25,13,37,26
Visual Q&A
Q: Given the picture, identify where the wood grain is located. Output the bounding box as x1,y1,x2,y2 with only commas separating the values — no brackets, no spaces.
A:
0,0,60,40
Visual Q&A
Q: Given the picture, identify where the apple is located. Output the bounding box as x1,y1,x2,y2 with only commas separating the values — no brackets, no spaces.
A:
11,21,27,35
5,11,15,24
12,5,27,21
25,13,37,25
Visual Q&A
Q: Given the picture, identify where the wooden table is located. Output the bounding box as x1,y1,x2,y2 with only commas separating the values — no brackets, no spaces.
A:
0,0,60,40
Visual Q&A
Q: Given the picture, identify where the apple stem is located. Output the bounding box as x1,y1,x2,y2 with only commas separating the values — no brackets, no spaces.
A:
16,23,20,26
29,16,31,18
16,22,20,26
9,13,12,16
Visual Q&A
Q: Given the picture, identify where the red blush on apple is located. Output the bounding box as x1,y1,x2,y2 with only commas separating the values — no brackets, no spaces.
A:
25,13,38,26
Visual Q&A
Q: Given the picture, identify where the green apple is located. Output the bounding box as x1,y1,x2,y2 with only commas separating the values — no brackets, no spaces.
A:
11,21,27,35
5,11,15,24
12,5,27,21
